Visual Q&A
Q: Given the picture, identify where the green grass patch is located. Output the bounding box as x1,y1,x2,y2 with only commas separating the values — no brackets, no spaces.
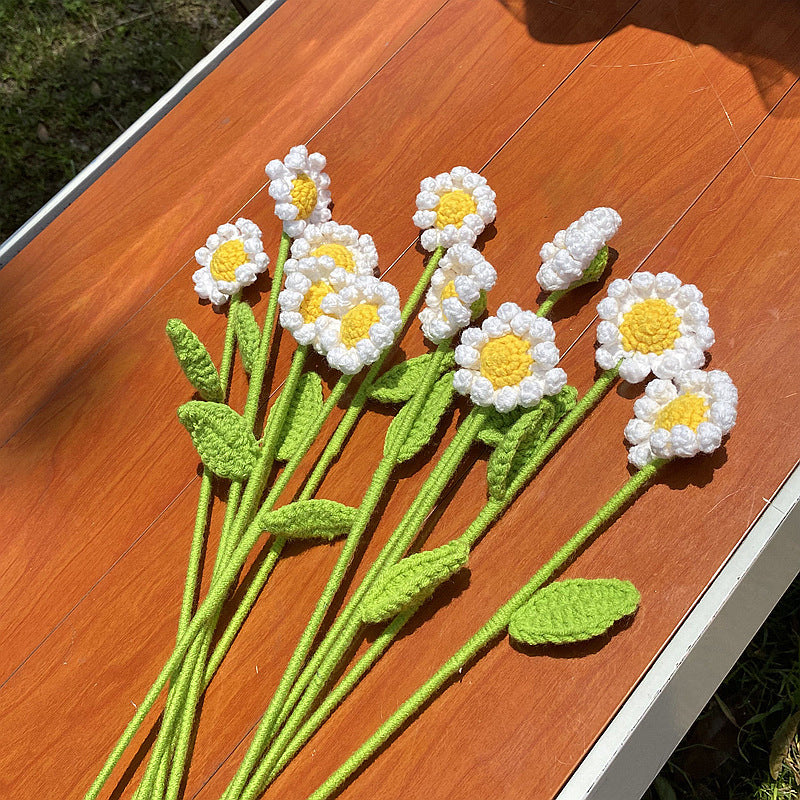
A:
0,0,239,239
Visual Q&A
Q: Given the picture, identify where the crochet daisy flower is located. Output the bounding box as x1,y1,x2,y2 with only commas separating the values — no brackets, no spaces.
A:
418,243,497,343
316,277,402,374
595,272,714,384
413,167,497,252
289,222,377,277
265,145,332,238
278,256,353,350
453,303,567,413
537,207,622,292
625,370,738,468
193,218,269,306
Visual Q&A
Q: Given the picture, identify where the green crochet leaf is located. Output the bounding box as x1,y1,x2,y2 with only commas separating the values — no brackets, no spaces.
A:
384,372,456,462
551,384,578,418
276,372,324,461
477,385,577,448
572,244,609,288
233,302,261,374
166,319,223,402
256,499,357,540
486,402,554,500
360,540,470,624
508,578,640,646
369,351,456,404
177,401,259,480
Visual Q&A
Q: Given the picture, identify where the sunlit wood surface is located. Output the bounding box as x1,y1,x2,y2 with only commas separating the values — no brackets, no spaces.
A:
2,0,800,798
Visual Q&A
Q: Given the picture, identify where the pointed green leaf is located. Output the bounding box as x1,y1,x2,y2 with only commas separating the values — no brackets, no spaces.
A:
508,578,640,646
166,319,223,402
360,540,470,624
233,302,261,374
486,402,554,500
369,351,456,404
276,372,324,461
177,401,259,479
477,385,577,448
256,499,357,540
384,372,456,462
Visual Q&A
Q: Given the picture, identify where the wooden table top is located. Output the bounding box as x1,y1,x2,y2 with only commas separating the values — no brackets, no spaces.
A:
2,0,800,798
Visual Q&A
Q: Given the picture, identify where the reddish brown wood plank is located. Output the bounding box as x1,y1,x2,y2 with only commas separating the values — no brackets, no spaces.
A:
250,86,800,800
3,0,800,798
0,0,636,681
0,0,444,443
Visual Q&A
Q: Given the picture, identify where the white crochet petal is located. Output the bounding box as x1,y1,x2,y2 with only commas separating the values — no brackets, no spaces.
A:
628,442,655,469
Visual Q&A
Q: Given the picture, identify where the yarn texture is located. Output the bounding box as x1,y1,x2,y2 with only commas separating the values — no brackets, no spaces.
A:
383,371,455,462
508,578,640,645
166,319,224,402
233,302,261,374
276,371,324,461
369,351,455,404
255,499,358,540
360,539,470,624
486,401,556,500
176,401,259,480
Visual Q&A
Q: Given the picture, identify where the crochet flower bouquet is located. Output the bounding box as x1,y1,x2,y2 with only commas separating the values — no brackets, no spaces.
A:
84,147,738,800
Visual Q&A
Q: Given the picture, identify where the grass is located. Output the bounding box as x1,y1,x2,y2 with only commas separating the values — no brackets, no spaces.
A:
645,574,800,800
2,3,799,798
0,0,239,240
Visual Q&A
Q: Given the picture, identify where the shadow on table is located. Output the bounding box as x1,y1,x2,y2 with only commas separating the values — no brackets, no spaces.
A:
498,0,800,116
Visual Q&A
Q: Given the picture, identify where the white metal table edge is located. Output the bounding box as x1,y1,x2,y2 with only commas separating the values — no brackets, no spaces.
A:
4,3,800,797
557,460,800,800
0,0,287,268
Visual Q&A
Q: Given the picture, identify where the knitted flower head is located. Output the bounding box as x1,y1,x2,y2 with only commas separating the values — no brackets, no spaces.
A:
316,277,402,374
290,221,378,277
595,272,714,384
265,145,332,238
418,244,497,344
537,207,621,292
453,303,567,413
193,218,269,306
413,167,497,252
278,255,353,350
625,370,738,468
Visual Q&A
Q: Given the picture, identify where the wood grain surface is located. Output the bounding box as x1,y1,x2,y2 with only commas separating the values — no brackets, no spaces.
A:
2,0,799,798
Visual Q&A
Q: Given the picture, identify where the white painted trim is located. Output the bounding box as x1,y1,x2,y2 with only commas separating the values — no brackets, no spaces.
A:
557,461,800,800
0,0,287,267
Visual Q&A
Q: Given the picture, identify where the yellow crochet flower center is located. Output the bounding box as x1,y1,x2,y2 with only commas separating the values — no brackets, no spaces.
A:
299,281,333,324
435,190,477,229
210,239,248,282
312,243,356,272
340,303,381,348
619,298,681,355
291,173,318,220
441,280,459,301
480,334,533,389
654,393,709,432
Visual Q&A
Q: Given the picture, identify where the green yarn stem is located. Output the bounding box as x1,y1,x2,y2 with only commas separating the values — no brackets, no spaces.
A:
148,347,308,800
85,236,292,800
460,364,620,549
142,240,296,800
306,459,667,800
198,246,447,691
135,295,243,800
223,343,452,800
535,290,566,318
243,367,620,793
267,611,407,785
176,293,241,638
243,408,487,797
